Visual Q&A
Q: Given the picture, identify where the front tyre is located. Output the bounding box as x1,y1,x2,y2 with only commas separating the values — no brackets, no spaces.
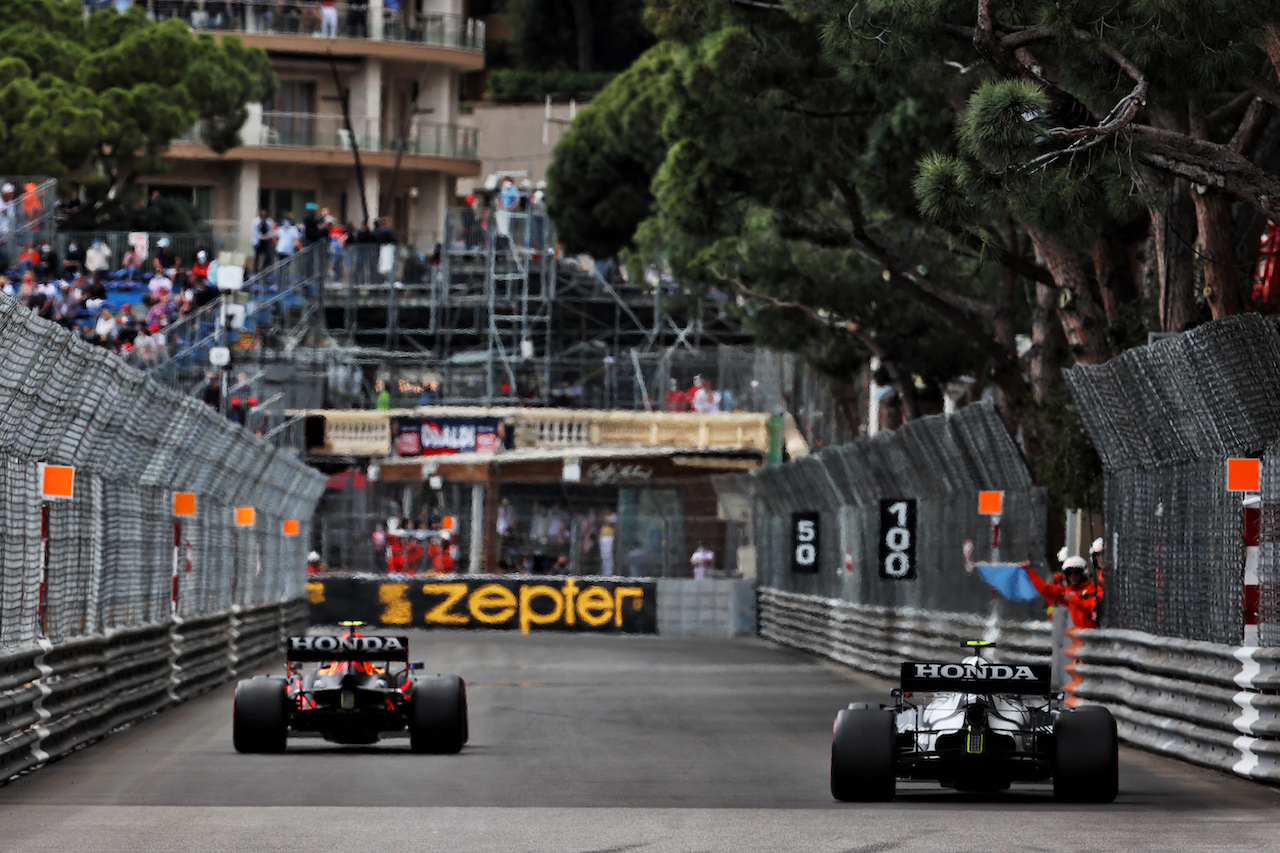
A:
233,677,289,754
1053,705,1119,803
831,707,896,802
410,675,467,754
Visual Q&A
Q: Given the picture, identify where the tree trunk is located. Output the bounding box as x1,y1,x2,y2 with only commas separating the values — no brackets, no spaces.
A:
569,0,595,72
1023,223,1112,364
1090,235,1135,327
1191,188,1241,319
1150,177,1199,331
1028,281,1064,402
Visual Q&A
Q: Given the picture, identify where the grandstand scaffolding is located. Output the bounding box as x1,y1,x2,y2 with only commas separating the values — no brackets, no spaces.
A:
158,210,756,421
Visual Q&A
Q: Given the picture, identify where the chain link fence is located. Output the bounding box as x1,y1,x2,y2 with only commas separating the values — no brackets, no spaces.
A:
0,293,326,647
736,400,1045,618
1066,314,1280,645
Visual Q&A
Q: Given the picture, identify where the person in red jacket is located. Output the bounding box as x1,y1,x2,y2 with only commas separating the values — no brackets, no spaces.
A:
1023,556,1100,629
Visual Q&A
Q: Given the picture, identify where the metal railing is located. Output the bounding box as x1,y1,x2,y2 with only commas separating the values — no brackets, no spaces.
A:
0,178,59,264
255,112,478,159
89,1,485,51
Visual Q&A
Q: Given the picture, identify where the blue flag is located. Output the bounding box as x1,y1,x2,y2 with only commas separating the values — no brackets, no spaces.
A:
976,563,1042,602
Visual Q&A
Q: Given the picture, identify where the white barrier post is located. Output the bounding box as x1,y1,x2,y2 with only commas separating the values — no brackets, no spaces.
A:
1243,495,1261,647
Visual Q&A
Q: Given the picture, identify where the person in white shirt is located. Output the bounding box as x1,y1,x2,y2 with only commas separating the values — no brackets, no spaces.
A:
690,543,715,579
95,307,118,341
85,240,111,276
148,271,173,300
276,214,300,258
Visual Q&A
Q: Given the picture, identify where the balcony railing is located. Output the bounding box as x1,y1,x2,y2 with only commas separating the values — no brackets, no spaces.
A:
291,408,778,458
257,112,479,159
176,113,479,160
86,2,485,52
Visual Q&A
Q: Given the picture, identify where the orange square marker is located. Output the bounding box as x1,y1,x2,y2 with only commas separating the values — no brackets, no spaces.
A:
1227,458,1262,493
977,490,1004,516
235,507,256,527
41,464,75,501
283,519,300,537
173,493,197,517
442,516,455,530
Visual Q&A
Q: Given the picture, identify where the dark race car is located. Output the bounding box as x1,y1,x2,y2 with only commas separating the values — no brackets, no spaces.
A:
830,642,1118,802
233,623,468,754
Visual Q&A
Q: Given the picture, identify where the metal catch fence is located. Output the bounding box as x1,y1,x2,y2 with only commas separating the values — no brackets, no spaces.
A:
1065,314,1280,645
737,400,1046,618
0,293,327,648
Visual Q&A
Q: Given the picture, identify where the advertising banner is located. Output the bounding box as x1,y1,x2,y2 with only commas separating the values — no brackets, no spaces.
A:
308,575,658,634
391,417,512,457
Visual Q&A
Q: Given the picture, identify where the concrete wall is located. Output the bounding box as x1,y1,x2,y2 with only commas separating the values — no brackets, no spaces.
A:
456,102,584,195
656,579,757,638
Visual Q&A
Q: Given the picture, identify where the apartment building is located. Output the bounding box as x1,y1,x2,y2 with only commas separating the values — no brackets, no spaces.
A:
157,0,484,252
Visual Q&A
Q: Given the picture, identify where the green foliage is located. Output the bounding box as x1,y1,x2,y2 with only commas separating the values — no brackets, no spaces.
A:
0,0,273,211
486,69,617,103
545,44,678,257
502,0,654,72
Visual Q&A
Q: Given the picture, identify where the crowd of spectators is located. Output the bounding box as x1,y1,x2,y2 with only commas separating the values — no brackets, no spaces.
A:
250,204,403,284
92,0,428,42
2,230,221,369
455,178,549,255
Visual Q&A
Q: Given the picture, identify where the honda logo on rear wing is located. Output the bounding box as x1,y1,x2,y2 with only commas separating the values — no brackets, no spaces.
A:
900,662,1051,694
287,635,411,662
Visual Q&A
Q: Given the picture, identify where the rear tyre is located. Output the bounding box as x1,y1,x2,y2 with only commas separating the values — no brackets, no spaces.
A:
410,675,467,754
1054,705,1119,803
233,677,289,754
831,707,896,802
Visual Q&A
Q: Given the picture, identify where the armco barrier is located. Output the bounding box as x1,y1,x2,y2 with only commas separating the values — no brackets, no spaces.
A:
0,600,305,784
1068,628,1280,783
759,587,1051,679
306,574,755,637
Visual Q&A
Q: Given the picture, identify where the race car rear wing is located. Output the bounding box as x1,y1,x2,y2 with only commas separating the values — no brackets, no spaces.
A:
900,662,1052,694
287,635,411,663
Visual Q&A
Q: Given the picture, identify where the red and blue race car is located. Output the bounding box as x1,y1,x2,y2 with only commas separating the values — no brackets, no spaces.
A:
233,623,468,754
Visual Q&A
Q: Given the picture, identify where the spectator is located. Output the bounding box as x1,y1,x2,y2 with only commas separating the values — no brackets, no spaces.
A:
146,293,174,328
375,380,391,410
251,209,275,272
121,244,144,281
153,237,180,277
375,216,396,282
276,212,300,260
0,183,15,237
690,542,715,579
37,243,58,280
228,396,247,425
52,282,79,328
347,0,368,36
22,182,43,228
693,380,721,413
307,551,325,575
191,250,211,282
319,0,338,36
84,240,111,277
599,514,616,576
16,242,38,274
95,306,119,341
201,372,222,409
329,220,348,281
302,202,324,247
85,271,107,303
148,268,173,301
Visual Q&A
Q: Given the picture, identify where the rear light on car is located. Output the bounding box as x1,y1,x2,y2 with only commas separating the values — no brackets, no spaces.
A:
340,691,355,710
